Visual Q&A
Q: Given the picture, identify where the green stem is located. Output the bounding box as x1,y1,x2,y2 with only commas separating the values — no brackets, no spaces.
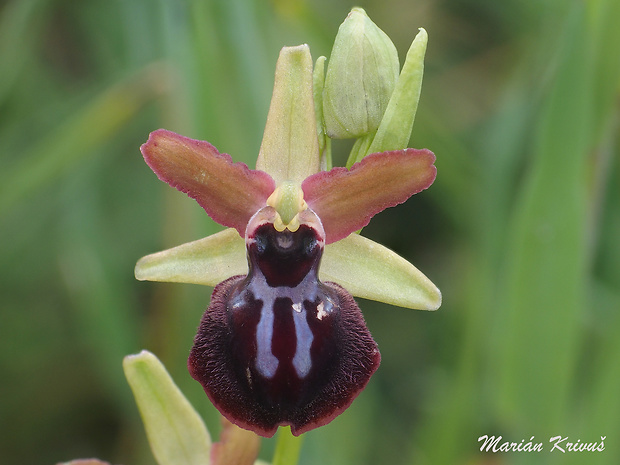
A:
346,132,375,168
272,427,304,465
322,137,333,171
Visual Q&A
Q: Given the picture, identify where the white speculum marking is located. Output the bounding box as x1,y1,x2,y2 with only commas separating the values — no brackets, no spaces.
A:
250,272,318,380
255,300,279,379
292,308,313,378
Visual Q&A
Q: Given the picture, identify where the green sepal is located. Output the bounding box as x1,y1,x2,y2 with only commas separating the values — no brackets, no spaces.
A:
257,45,320,185
134,228,247,286
321,233,441,310
123,350,211,465
134,227,441,310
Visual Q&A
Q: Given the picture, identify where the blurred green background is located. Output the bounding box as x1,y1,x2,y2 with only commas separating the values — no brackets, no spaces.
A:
1,0,619,464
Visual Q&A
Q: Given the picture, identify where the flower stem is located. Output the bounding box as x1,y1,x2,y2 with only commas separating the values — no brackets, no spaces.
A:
272,427,304,465
346,132,375,168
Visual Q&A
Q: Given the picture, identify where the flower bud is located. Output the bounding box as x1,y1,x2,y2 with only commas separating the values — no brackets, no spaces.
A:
322,7,399,139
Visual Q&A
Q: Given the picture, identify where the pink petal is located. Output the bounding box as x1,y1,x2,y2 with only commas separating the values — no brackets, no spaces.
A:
142,129,275,235
302,148,436,244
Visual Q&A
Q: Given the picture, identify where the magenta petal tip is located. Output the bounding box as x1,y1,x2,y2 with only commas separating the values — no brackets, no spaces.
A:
302,148,437,243
141,129,276,235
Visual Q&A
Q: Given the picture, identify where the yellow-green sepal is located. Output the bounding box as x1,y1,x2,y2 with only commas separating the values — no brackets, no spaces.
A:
321,233,441,310
257,45,320,185
134,228,247,286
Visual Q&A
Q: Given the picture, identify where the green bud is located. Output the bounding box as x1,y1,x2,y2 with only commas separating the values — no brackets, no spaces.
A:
323,7,399,139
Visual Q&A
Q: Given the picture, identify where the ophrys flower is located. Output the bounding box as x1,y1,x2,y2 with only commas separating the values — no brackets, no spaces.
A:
136,21,439,438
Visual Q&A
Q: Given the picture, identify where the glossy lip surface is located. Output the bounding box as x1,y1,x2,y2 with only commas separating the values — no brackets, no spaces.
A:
188,209,380,437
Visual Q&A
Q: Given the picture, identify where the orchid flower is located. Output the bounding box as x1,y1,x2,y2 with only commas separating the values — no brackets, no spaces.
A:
135,9,440,438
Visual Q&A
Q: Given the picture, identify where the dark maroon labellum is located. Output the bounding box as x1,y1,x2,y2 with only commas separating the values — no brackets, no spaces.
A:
188,208,381,437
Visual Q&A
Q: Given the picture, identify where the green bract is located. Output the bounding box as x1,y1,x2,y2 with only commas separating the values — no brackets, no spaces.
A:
123,351,213,465
366,27,428,156
123,351,262,465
